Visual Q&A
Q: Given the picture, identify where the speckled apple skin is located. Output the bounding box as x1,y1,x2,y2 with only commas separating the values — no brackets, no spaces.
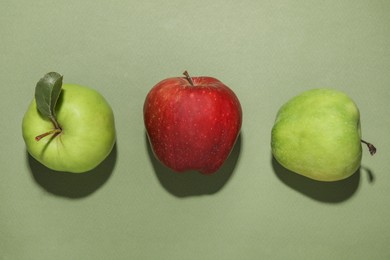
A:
144,76,242,174
271,88,362,181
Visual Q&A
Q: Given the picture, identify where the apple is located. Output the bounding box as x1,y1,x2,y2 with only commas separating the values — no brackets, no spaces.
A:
22,72,116,173
271,88,376,181
144,71,242,174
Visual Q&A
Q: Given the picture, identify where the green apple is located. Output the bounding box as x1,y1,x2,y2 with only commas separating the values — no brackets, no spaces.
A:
22,72,116,173
271,88,376,182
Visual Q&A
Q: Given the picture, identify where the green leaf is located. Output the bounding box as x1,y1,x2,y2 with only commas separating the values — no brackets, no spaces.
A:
35,72,63,119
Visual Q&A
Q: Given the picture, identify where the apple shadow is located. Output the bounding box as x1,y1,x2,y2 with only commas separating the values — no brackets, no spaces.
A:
146,132,242,197
360,165,375,183
271,155,360,203
27,143,117,199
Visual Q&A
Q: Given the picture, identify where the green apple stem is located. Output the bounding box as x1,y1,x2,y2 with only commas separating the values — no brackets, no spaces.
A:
35,116,62,141
183,71,194,86
361,139,377,155
35,128,62,141
50,115,61,130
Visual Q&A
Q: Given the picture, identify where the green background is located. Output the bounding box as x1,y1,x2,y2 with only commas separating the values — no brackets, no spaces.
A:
1,0,389,259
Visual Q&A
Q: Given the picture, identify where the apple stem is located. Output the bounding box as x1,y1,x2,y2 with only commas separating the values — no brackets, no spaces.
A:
183,71,194,86
35,116,62,141
361,139,377,155
50,115,61,130
35,128,62,141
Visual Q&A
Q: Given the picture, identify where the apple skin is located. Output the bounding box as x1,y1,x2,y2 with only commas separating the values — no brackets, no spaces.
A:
271,88,363,181
144,75,242,174
22,84,116,173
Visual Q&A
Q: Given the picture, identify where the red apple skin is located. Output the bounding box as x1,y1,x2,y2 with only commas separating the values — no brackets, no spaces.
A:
144,74,242,174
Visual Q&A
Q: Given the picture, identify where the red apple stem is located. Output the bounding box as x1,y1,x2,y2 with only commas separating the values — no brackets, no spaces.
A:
361,139,377,155
183,71,194,86
35,128,62,141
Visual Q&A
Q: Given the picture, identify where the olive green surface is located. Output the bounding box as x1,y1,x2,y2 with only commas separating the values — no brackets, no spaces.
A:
1,1,389,259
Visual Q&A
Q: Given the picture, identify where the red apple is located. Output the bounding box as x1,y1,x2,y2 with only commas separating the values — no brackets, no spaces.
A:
144,71,242,174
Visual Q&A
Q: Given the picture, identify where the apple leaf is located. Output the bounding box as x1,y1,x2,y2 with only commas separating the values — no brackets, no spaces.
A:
35,72,63,119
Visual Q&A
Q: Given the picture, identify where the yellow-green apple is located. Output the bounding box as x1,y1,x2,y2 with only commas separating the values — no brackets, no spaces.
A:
144,71,242,174
271,88,376,181
22,72,116,173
